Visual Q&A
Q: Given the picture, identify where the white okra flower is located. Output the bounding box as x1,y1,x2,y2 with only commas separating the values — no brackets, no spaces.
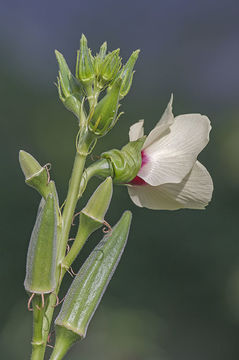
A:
127,96,213,210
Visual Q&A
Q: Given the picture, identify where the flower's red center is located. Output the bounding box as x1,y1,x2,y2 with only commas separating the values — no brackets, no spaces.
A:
129,150,148,186
129,176,147,185
141,150,148,167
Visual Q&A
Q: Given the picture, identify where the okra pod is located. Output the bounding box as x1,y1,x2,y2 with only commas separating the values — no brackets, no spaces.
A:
24,194,58,295
50,211,132,360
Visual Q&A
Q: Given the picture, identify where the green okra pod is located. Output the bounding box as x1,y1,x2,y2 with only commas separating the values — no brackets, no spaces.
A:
62,177,113,270
24,194,58,294
51,211,132,360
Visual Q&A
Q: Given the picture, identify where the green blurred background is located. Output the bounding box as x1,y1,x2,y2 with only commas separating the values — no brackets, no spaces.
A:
1,0,239,359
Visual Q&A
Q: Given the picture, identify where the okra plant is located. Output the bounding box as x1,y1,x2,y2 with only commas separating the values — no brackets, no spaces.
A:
20,34,213,360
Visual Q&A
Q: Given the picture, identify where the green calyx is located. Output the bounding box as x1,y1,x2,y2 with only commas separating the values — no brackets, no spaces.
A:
55,50,84,121
93,42,107,81
78,137,146,188
77,34,95,85
97,49,122,87
88,77,123,137
101,136,146,183
119,49,140,98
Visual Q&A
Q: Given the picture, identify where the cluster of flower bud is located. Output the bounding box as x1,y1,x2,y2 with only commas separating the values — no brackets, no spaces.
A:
56,34,140,137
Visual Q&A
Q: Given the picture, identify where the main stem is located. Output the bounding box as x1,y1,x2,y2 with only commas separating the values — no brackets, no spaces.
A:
59,147,88,261
31,130,94,360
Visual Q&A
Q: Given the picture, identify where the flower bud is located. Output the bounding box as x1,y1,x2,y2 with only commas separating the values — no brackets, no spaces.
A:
119,49,140,98
62,178,113,270
19,150,49,198
77,34,95,85
98,49,121,86
99,41,107,60
52,211,132,358
81,176,112,227
94,41,107,76
89,77,122,137
101,136,146,183
55,50,83,120
24,194,57,294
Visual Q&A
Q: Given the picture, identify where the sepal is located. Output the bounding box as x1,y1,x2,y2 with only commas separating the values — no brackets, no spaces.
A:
55,50,84,120
97,49,122,87
77,34,95,85
119,50,140,98
98,41,107,60
101,136,146,183
93,42,107,78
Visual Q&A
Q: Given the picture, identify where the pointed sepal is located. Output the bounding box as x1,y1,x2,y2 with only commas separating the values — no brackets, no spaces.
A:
77,34,95,85
119,50,140,98
98,49,122,87
55,50,84,121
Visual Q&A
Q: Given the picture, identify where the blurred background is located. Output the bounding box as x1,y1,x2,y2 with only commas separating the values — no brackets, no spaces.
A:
1,0,239,359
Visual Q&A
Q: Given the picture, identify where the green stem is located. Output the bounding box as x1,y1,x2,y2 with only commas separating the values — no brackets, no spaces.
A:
49,327,79,360
59,129,96,263
78,158,112,199
59,152,86,262
30,296,46,360
31,344,45,360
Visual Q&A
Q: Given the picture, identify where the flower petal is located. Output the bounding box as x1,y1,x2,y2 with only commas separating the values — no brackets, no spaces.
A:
139,113,211,185
129,119,144,141
156,93,174,127
142,95,174,149
128,161,213,210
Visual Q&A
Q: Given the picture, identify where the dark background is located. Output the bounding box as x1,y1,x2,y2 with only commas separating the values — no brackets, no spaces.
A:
1,0,239,359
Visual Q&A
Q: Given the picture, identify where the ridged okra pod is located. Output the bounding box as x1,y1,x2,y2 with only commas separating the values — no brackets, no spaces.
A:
24,194,58,295
50,211,132,360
